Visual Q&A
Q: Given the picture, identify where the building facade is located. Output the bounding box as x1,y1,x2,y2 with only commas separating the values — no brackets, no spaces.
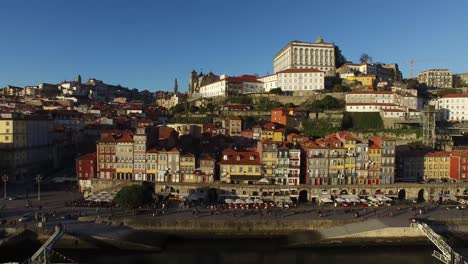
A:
273,37,336,76
436,94,468,122
417,69,453,88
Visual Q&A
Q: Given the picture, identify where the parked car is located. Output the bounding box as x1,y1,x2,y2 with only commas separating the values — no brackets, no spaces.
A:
18,213,33,222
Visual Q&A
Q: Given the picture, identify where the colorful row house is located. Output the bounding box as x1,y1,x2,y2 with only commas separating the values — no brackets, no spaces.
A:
303,132,395,186
424,151,468,182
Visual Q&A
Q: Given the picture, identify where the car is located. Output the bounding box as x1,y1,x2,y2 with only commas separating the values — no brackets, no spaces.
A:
18,213,33,222
6,196,16,201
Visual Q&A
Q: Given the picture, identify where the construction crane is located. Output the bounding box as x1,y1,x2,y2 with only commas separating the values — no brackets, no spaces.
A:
402,58,447,79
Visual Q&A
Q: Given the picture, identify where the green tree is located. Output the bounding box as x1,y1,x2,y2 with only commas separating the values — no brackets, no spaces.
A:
255,97,283,111
113,185,153,212
270,88,284,95
406,79,419,89
332,83,348,93
226,96,253,104
359,53,372,63
334,45,347,68
306,95,340,112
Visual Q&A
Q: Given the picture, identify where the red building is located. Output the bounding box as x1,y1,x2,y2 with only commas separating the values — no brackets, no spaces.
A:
76,152,97,192
76,152,97,180
450,151,468,181
270,107,308,127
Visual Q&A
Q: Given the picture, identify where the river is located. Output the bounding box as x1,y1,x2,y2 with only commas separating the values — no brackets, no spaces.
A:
56,237,440,264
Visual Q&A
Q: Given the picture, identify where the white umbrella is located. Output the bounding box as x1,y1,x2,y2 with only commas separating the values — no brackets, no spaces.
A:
360,199,367,203
245,198,254,204
335,198,345,203
234,199,245,204
320,197,333,203
258,178,269,184
383,196,392,202
225,198,234,204
254,198,264,204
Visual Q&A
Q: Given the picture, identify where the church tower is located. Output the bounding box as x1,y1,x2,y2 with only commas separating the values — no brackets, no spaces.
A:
75,74,82,84
174,78,178,94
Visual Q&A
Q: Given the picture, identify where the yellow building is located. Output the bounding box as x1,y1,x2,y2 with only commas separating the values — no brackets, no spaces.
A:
219,149,262,184
347,75,376,90
257,140,279,182
368,144,382,184
424,151,450,180
0,114,52,181
260,128,285,142
146,149,158,182
328,147,346,185
180,153,196,183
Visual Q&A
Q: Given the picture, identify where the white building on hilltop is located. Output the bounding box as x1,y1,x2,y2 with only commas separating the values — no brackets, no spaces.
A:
436,94,468,122
417,69,453,89
258,68,325,92
273,37,336,76
345,91,421,113
198,75,263,98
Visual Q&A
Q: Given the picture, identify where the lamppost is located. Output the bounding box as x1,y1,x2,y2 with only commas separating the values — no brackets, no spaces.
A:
36,174,42,201
2,174,8,200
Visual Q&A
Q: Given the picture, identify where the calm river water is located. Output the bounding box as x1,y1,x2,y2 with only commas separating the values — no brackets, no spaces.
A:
56,237,441,264
0,236,447,264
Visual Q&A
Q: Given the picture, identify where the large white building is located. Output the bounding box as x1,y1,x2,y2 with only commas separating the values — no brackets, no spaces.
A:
339,63,400,81
273,37,335,76
198,75,263,98
345,91,421,113
259,68,325,92
417,69,453,88
436,94,468,121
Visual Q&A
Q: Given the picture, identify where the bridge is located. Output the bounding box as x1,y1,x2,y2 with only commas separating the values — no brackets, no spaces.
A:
89,179,468,203
418,222,467,264
28,225,68,263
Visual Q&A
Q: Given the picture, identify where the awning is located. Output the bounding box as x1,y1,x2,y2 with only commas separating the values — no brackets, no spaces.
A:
230,175,263,181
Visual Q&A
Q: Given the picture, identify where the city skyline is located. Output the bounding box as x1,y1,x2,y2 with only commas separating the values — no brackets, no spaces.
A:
1,0,467,91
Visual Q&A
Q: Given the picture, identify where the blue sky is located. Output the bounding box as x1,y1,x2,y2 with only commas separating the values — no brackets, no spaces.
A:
0,0,467,91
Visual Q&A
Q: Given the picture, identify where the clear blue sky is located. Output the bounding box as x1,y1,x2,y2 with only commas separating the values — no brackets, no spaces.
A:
1,0,467,92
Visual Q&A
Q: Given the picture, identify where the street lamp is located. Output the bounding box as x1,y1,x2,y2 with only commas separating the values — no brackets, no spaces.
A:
36,174,43,201
2,174,8,200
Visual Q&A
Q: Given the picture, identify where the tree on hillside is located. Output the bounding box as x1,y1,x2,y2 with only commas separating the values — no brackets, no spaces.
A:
269,88,284,95
334,45,347,68
332,83,349,93
359,53,372,63
406,79,419,89
306,95,340,112
226,95,253,105
113,185,153,213
255,97,283,111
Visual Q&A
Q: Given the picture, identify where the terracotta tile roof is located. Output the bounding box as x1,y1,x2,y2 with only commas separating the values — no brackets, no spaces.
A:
441,93,468,98
200,155,216,161
223,104,252,110
348,91,394,95
346,103,399,106
147,148,158,153
219,149,261,165
425,151,451,157
116,132,134,143
228,116,242,121
78,152,96,160
158,126,177,139
278,145,289,151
